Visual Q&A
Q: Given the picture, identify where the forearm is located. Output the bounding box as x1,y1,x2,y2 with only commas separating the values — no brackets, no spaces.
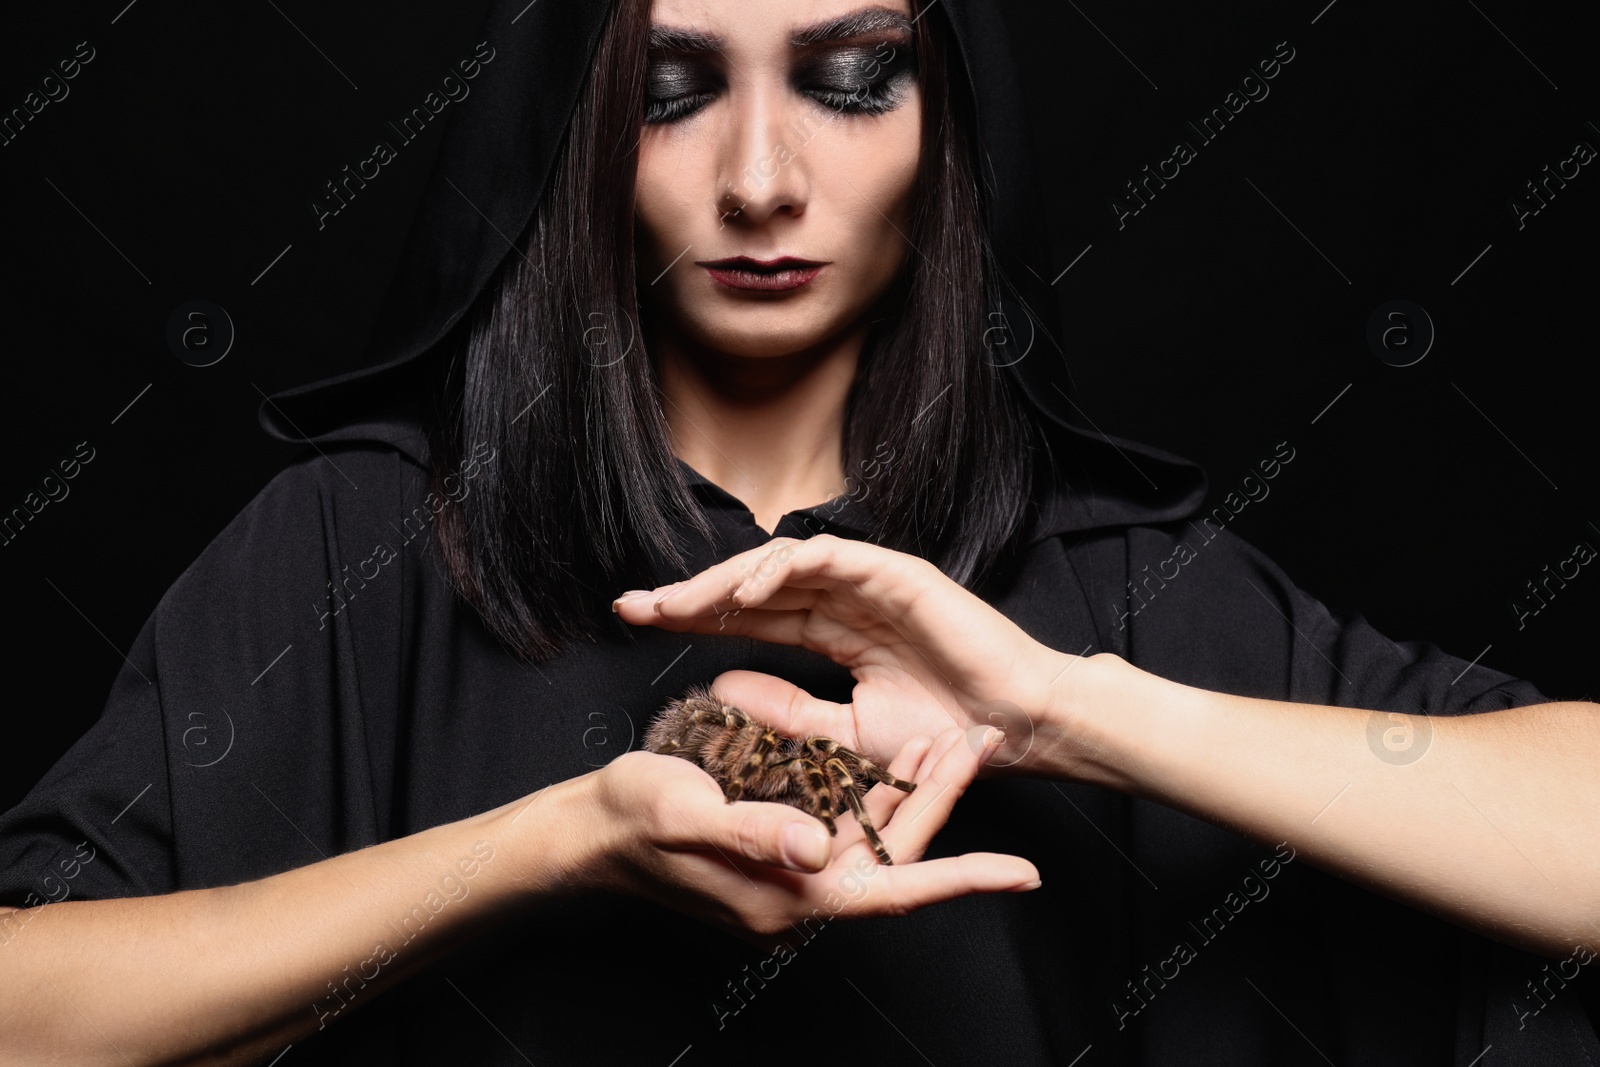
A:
1027,652,1600,958
0,778,589,1066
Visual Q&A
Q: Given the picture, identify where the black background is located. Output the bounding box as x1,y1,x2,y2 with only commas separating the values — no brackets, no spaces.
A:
1,0,1593,815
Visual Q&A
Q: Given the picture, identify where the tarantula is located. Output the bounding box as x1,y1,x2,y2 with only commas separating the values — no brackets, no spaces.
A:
643,684,917,865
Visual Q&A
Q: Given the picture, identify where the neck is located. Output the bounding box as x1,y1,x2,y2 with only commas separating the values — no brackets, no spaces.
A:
651,325,862,535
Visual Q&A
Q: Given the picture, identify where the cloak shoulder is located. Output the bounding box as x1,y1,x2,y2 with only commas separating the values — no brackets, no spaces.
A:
1117,521,1551,713
0,443,422,908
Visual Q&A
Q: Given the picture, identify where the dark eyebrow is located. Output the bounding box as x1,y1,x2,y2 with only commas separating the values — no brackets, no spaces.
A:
790,7,912,47
647,6,912,54
648,25,720,54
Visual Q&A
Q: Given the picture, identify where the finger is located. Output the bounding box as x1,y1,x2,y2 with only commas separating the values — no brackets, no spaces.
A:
662,792,834,874
626,535,919,619
847,852,1042,916
709,671,857,744
714,586,820,612
861,733,934,829
646,604,814,647
723,535,928,610
613,538,806,617
847,727,965,866
640,585,820,617
891,733,936,781
872,725,966,815
877,725,1002,864
913,725,970,783
638,607,884,677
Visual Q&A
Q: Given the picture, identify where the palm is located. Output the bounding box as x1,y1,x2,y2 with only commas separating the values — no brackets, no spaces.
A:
712,659,1017,781
620,533,1058,774
845,661,974,766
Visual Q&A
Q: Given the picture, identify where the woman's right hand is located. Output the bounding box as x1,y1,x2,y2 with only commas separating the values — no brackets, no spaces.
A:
568,724,1040,951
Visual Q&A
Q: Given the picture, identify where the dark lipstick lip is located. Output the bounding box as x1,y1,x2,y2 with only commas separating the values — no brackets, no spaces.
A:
696,255,829,293
694,256,829,271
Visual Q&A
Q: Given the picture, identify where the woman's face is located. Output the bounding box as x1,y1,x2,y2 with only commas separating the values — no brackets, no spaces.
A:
634,1,921,359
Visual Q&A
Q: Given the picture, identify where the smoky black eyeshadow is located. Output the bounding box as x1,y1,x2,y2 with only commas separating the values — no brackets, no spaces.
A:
796,35,916,88
645,58,717,98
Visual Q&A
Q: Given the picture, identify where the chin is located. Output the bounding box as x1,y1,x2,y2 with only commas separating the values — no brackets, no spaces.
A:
683,323,833,360
643,295,843,359
690,306,867,360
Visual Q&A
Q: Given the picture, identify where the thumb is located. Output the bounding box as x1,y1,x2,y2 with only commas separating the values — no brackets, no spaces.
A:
707,799,833,873
711,670,851,742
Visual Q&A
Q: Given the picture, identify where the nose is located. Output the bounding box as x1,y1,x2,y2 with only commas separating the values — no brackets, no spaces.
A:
714,75,811,230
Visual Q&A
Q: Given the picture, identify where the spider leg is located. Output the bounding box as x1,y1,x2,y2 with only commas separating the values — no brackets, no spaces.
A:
840,778,896,865
788,757,838,836
723,723,780,804
805,737,916,795
839,747,917,794
824,757,896,865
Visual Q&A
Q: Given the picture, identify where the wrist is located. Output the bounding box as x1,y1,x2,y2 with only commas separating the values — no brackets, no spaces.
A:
485,772,608,901
1022,649,1175,789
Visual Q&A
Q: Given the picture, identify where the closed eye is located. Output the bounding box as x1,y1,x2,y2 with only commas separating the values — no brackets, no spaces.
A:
644,89,719,125
794,40,917,117
643,53,724,125
643,37,917,127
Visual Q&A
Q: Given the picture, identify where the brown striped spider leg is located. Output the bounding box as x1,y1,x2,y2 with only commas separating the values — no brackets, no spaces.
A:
641,684,920,864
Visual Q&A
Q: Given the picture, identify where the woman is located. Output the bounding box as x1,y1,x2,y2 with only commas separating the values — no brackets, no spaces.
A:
1,0,1595,1064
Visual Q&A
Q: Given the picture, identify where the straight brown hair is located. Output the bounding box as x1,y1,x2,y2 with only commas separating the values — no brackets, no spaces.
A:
425,0,1044,663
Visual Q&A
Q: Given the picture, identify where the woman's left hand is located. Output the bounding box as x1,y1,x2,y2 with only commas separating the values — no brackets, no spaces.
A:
612,534,1073,775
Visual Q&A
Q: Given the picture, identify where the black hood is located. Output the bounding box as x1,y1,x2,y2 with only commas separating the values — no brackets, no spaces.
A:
257,0,1208,539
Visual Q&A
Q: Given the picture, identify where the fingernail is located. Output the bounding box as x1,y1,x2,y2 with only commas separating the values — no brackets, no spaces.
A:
653,584,686,614
611,590,650,612
980,728,1006,765
1015,879,1042,891
782,822,830,871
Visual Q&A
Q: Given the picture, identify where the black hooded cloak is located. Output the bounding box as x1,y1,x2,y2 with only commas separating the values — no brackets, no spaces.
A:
2,1,1595,1064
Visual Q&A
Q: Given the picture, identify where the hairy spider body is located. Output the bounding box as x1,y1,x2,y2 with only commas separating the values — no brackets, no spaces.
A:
643,684,916,864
